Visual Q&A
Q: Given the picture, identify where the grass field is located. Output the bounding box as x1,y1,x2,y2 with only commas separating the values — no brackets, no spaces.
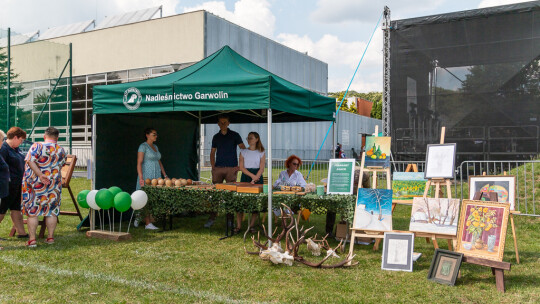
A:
0,177,538,303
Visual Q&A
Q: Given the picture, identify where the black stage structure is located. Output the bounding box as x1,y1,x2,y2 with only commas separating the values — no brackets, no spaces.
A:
388,1,540,162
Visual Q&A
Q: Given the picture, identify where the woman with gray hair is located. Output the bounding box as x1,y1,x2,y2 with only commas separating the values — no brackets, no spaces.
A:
21,127,66,247
0,130,9,250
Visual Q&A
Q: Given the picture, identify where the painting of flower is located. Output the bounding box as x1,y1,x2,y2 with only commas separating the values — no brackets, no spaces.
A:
456,200,509,261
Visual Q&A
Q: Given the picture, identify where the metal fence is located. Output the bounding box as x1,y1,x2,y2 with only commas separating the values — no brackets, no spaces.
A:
71,146,539,217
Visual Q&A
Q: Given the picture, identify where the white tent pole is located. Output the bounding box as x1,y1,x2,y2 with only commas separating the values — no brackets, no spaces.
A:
198,111,201,181
91,114,96,231
267,108,272,242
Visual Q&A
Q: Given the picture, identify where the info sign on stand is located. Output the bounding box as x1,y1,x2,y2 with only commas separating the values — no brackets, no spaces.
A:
326,159,356,195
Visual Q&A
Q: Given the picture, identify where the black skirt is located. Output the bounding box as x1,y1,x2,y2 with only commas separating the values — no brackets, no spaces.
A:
240,168,263,184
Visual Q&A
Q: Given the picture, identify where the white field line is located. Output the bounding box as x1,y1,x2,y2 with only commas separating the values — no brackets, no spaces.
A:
0,255,262,304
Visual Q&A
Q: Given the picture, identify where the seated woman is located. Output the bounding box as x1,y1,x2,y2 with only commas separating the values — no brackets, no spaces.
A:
236,132,265,233
273,155,306,188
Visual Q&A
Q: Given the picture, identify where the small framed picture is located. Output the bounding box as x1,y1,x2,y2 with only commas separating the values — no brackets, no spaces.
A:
468,175,516,210
424,143,457,179
427,249,463,286
381,232,414,272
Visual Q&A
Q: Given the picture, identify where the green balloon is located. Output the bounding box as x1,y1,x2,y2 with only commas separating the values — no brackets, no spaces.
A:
114,192,132,213
95,189,114,210
109,186,122,197
77,190,91,209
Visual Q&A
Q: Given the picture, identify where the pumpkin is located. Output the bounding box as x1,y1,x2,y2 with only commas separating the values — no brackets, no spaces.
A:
145,178,151,185
174,180,182,187
158,179,165,186
186,179,193,185
180,179,188,186
165,180,173,187
151,179,158,186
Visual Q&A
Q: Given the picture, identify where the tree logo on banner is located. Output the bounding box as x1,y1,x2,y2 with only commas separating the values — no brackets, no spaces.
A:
123,87,142,111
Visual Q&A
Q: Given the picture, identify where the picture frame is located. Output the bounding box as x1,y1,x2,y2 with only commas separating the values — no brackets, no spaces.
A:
381,232,414,272
427,249,463,286
424,143,456,179
456,200,510,261
468,175,516,210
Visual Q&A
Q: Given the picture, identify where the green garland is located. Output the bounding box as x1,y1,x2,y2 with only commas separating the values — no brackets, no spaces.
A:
142,186,356,222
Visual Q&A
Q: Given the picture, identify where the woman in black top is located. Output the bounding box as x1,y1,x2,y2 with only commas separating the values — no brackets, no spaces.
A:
0,127,28,238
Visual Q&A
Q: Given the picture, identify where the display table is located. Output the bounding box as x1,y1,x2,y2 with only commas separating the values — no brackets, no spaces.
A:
142,186,356,223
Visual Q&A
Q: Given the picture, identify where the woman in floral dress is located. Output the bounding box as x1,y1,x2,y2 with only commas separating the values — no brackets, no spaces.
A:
22,127,66,247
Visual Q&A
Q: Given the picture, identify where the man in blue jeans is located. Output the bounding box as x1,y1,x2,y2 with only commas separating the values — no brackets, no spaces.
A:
205,114,245,228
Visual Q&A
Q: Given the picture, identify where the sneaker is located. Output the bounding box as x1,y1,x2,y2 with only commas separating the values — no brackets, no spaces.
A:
145,223,159,230
133,219,139,228
204,219,215,228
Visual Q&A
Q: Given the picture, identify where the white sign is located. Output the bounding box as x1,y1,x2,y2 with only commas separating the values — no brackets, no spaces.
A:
341,129,349,146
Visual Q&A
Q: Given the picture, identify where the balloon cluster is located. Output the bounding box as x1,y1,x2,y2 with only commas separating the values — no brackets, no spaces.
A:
77,187,148,212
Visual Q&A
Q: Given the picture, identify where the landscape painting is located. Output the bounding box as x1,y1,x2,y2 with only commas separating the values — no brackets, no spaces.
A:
409,197,461,235
364,136,391,168
354,188,393,231
468,176,516,210
392,172,427,200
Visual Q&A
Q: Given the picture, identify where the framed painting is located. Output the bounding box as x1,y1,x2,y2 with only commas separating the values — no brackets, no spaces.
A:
392,172,427,201
409,197,461,236
424,143,456,179
427,249,463,286
456,200,509,261
468,175,516,210
364,136,391,168
353,188,393,231
381,232,414,272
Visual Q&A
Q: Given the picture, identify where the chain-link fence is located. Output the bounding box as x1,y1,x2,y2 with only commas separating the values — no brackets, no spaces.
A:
1,28,72,151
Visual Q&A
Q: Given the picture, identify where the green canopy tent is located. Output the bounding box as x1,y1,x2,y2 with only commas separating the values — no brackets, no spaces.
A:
92,45,335,232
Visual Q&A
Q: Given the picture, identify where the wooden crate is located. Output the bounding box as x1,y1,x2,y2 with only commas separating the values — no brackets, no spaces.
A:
237,185,263,194
215,183,238,191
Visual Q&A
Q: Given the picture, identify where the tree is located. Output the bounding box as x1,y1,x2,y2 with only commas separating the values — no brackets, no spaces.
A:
329,91,383,118
0,46,28,129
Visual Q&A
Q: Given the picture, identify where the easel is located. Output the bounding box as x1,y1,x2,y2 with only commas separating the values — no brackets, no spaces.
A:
480,171,520,264
462,191,511,293
419,127,456,250
347,126,392,260
60,155,83,220
10,154,81,238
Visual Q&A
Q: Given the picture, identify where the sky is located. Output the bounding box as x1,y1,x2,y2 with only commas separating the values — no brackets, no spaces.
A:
0,0,533,93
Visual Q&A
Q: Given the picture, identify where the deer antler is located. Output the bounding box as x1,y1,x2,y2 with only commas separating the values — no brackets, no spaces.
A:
244,203,357,269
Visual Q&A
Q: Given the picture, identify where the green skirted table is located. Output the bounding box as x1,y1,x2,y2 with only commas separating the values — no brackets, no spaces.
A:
142,186,356,226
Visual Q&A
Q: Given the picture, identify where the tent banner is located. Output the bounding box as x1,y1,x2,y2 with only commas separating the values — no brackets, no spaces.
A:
93,84,175,114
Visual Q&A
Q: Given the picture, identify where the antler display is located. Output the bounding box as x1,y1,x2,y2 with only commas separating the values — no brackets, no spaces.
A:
245,204,356,268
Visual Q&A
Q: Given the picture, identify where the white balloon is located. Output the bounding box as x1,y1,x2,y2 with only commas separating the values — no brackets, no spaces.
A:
86,190,100,210
131,190,148,210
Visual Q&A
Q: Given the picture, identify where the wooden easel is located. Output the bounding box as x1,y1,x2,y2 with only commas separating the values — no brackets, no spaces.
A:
347,126,392,260
419,127,456,250
480,171,520,264
60,155,83,220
